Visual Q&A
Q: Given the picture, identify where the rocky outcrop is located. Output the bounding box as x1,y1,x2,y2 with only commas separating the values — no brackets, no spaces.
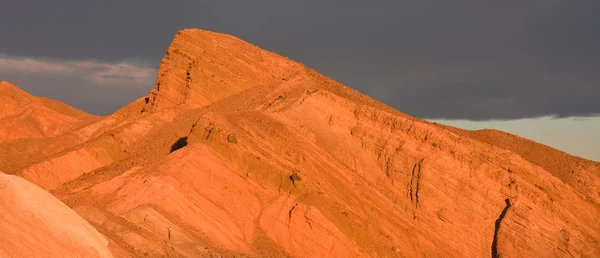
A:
444,127,600,204
142,29,301,112
2,29,600,257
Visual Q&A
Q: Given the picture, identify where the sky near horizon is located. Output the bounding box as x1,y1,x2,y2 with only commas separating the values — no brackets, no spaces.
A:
0,1,598,161
431,116,600,161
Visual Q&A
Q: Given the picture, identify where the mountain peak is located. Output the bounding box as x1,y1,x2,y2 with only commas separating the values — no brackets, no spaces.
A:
0,82,97,143
142,29,302,112
2,29,600,258
0,80,28,95
0,81,37,116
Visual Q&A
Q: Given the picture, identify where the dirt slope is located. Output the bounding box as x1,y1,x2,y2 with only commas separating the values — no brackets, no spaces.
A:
2,29,600,257
441,126,600,203
0,172,112,257
0,81,98,143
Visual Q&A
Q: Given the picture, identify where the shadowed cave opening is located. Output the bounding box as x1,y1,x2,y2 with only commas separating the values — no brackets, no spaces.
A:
170,137,188,153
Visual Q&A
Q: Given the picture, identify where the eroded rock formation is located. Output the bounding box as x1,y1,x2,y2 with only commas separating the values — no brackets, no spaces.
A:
1,29,599,257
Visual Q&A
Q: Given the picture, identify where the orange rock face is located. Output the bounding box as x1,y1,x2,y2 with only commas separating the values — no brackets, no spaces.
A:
1,29,599,257
143,29,300,112
0,81,98,143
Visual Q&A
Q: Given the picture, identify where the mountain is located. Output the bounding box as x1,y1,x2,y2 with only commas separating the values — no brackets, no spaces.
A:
0,81,98,145
0,172,112,257
1,29,599,257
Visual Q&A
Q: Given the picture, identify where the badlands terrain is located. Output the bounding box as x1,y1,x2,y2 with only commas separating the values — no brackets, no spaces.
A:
1,29,599,257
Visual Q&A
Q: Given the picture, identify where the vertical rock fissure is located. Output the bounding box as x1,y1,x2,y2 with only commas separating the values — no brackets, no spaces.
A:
409,163,417,201
185,63,192,89
288,203,298,220
414,159,424,208
385,157,392,178
183,62,194,103
408,158,424,208
492,198,511,258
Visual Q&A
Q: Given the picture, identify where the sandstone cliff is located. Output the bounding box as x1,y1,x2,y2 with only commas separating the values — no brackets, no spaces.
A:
1,29,599,257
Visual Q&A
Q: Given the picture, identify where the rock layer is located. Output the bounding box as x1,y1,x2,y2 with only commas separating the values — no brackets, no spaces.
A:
1,29,599,257
143,29,301,112
0,81,97,143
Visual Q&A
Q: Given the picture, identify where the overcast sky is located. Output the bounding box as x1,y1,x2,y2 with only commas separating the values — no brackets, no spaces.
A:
1,1,599,160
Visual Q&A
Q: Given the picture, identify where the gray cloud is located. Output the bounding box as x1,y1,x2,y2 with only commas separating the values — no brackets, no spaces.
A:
1,1,599,119
0,55,156,115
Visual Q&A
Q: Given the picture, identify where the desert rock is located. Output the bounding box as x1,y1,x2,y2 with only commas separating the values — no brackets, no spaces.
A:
1,29,599,257
0,172,112,258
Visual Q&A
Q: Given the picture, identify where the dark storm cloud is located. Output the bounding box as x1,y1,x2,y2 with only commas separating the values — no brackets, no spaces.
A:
1,1,599,119
0,55,156,115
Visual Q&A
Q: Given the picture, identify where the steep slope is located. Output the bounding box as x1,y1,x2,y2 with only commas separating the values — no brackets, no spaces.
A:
0,172,112,257
0,81,98,143
143,29,302,112
4,29,600,257
39,96,96,119
58,79,600,257
0,96,149,175
441,126,600,204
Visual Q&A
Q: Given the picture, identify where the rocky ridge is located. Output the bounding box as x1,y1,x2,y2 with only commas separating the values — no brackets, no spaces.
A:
0,29,599,257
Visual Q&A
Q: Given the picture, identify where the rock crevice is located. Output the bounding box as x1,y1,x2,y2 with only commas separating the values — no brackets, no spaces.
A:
492,198,511,258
